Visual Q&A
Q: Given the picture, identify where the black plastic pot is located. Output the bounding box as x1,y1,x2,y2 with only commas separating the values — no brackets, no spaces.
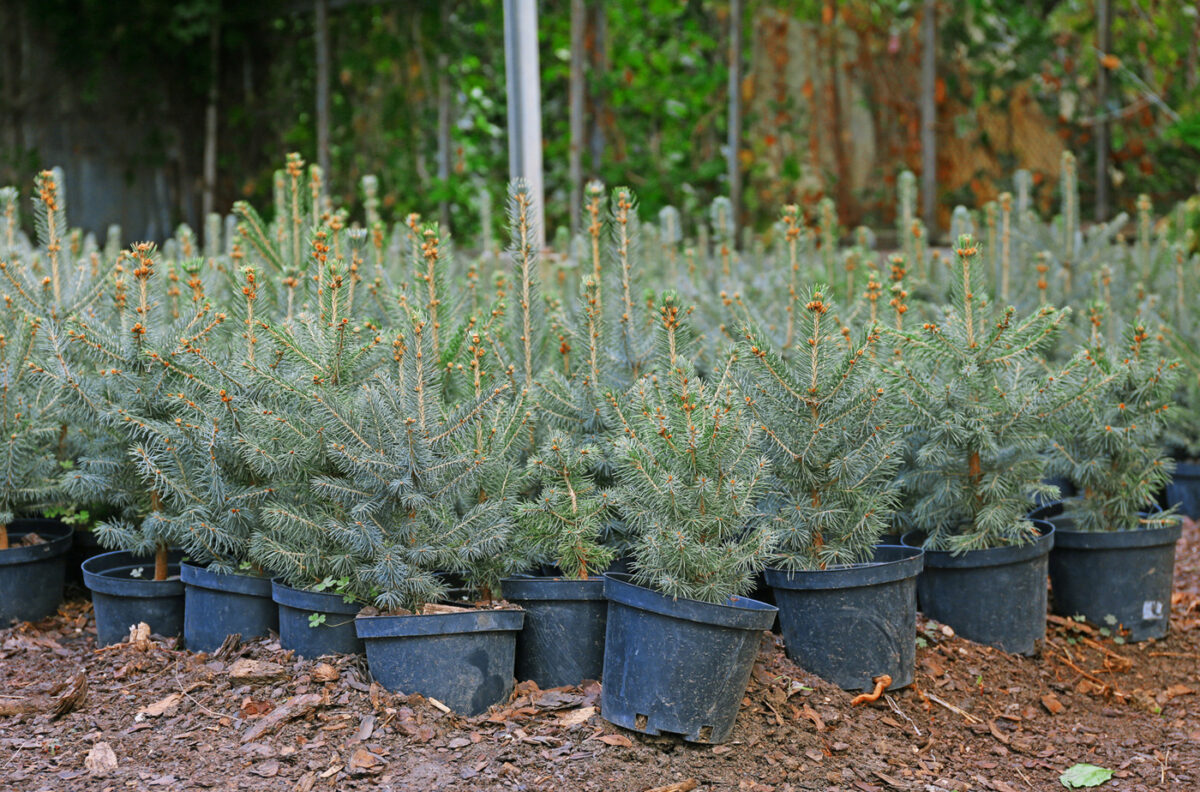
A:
356,608,525,716
1166,461,1200,519
273,580,365,657
82,549,185,647
765,545,924,691
181,562,277,653
0,519,73,626
902,521,1054,655
66,527,105,590
501,576,606,688
1031,501,1182,642
600,573,777,744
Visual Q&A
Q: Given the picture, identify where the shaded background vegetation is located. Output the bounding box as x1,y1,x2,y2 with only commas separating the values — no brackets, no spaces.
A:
0,0,1197,242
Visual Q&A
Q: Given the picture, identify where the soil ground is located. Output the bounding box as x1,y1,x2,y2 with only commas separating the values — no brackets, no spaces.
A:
3,521,1199,792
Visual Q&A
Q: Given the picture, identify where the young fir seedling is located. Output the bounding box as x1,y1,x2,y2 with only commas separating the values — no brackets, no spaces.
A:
887,235,1074,553
0,307,64,550
1049,309,1179,531
606,292,774,603
515,433,615,579
239,229,393,589
300,307,526,612
37,242,228,579
737,287,901,569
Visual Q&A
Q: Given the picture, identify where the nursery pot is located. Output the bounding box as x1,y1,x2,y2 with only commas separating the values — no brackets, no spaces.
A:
181,562,278,653
356,608,525,716
902,521,1054,655
501,576,606,688
600,573,778,744
66,527,105,590
273,580,365,657
1166,461,1200,519
1031,501,1182,642
0,519,73,626
82,549,185,647
765,545,924,691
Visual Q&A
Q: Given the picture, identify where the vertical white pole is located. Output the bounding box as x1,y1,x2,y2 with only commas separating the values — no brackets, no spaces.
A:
504,0,546,248
727,0,743,243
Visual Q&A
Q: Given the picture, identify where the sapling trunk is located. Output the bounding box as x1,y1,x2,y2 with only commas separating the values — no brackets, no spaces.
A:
0,523,9,551
154,542,169,582
151,491,167,581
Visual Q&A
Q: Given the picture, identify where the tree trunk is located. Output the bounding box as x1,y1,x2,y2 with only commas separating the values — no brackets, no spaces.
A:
0,523,9,551
727,0,744,242
826,1,850,219
588,3,607,172
1095,0,1112,221
150,491,167,581
568,0,586,235
920,0,937,234
314,0,332,182
202,5,221,222
154,542,168,582
436,2,452,232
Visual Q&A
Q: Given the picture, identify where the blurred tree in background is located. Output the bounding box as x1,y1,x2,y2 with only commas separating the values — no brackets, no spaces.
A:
0,0,1196,242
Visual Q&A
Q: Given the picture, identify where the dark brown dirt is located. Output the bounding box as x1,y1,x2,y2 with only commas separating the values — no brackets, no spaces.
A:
3,521,1199,792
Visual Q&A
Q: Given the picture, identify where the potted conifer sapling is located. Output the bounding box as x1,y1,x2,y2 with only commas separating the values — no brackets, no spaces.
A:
890,236,1072,654
602,292,777,744
0,310,73,625
1039,314,1181,640
324,306,528,715
503,432,614,688
738,288,921,691
37,242,211,644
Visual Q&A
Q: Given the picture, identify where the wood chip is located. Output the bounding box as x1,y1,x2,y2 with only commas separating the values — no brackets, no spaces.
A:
427,697,452,714
556,706,596,728
241,693,323,743
312,663,339,683
84,742,118,777
229,658,286,683
1041,693,1064,715
136,693,183,721
597,733,633,748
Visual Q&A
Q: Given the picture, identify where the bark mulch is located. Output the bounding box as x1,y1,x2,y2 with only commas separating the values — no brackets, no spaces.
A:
3,519,1199,791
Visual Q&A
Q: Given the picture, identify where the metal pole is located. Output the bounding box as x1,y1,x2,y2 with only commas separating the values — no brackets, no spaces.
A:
920,0,937,234
504,0,545,248
1095,0,1112,221
727,0,743,242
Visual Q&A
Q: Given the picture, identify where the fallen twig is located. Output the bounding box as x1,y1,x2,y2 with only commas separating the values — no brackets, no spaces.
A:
644,779,698,792
925,692,981,724
884,693,921,737
241,693,323,743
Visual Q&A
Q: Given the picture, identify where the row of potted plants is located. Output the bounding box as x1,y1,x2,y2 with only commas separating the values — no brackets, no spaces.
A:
0,162,1190,744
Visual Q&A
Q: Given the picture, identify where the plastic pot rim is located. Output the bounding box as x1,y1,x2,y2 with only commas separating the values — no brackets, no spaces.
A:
1029,499,1180,549
603,572,777,631
901,521,1054,570
180,561,273,597
764,545,924,591
82,549,185,598
0,520,73,568
271,579,367,615
501,575,606,602
355,608,525,639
